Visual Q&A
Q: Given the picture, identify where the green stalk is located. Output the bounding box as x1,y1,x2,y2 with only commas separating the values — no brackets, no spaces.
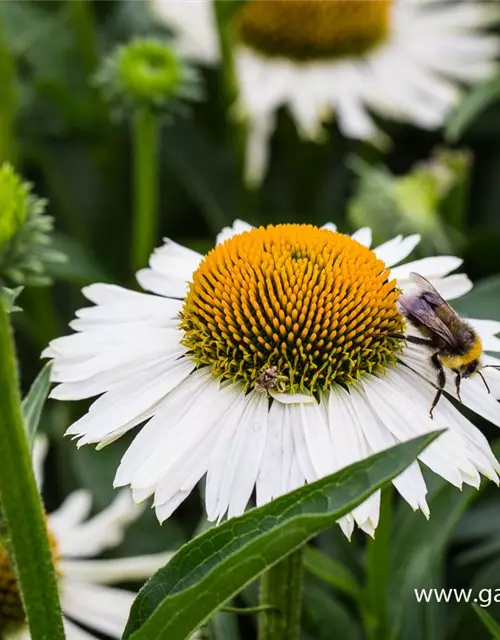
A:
258,547,304,640
67,0,99,76
0,300,64,639
132,107,159,271
0,15,17,164
212,0,246,179
365,486,392,640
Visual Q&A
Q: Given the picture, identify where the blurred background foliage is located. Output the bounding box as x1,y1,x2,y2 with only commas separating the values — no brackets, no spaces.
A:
1,1,500,639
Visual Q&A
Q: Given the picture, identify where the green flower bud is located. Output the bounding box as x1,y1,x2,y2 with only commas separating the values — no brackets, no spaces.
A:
95,38,199,117
0,165,28,247
0,164,65,288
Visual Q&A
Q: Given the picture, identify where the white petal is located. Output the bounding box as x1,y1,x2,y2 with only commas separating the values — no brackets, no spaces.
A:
374,234,421,267
349,383,430,516
392,255,462,281
205,391,268,521
244,113,276,188
430,274,473,300
151,0,220,64
470,319,500,353
59,553,173,585
49,330,184,383
114,369,215,487
321,222,337,232
270,391,317,404
49,490,93,540
127,379,230,491
216,220,255,245
66,357,193,446
368,366,478,487
136,239,203,298
60,580,133,639
63,619,97,640
50,349,182,401
32,435,48,489
227,394,268,518
351,227,372,247
256,402,284,505
295,402,335,479
336,90,377,140
55,491,142,558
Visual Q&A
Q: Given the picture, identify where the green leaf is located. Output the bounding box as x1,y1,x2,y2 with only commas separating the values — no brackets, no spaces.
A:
473,604,500,639
124,431,443,640
446,75,500,142
304,547,361,600
21,363,52,447
452,275,500,322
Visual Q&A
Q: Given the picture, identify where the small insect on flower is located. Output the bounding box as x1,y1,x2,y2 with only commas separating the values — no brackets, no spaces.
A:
396,272,500,419
254,366,282,393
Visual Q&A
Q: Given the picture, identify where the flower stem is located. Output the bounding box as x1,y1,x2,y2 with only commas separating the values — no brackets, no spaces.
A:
132,107,159,271
258,547,304,640
67,0,99,76
365,486,392,640
0,299,64,639
0,15,17,164
212,0,246,180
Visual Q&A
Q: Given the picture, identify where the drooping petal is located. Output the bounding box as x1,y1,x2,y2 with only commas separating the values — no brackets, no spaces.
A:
60,581,134,640
59,553,173,585
53,492,142,558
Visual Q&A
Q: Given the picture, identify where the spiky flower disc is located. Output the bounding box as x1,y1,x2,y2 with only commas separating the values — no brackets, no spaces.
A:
181,224,404,395
234,0,391,61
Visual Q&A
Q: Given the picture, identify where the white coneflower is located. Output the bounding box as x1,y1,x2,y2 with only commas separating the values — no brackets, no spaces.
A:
44,221,500,538
1,438,188,640
152,0,500,183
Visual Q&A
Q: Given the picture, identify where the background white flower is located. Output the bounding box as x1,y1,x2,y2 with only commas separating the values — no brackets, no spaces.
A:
152,0,500,184
45,221,500,538
2,437,188,640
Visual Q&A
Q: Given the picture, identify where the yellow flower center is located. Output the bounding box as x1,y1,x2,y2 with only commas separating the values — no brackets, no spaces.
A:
0,525,59,633
181,224,404,396
233,0,391,61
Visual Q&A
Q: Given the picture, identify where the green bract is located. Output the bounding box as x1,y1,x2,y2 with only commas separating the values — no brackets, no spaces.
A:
0,164,65,288
96,38,199,116
0,164,28,247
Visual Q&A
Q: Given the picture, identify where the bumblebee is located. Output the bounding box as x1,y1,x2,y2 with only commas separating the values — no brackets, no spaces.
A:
396,272,498,419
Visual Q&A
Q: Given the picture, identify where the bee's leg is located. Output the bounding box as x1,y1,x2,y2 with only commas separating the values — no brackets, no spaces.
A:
429,353,446,420
406,336,435,347
452,369,462,404
386,333,435,347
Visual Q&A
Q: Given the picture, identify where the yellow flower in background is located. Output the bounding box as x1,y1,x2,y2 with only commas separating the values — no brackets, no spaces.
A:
152,0,500,184
45,222,500,538
1,438,186,640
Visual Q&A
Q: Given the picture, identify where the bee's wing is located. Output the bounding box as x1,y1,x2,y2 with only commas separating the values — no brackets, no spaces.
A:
409,272,456,313
409,271,464,322
397,295,457,347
